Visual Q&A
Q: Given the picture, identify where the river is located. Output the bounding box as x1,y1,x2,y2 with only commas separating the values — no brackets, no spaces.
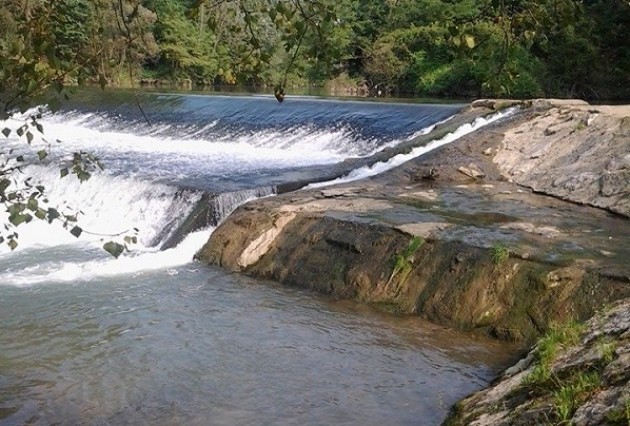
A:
0,90,517,425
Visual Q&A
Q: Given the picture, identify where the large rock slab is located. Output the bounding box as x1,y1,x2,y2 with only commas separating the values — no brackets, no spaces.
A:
195,100,630,425
493,105,630,216
197,103,630,342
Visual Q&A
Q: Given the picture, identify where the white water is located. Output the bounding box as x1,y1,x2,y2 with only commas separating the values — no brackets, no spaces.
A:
0,96,468,287
0,228,212,287
307,108,518,188
21,110,360,165
209,187,276,225
0,105,349,286
0,165,202,253
0,163,213,286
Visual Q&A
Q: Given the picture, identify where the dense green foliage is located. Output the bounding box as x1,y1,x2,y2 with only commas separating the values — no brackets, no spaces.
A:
0,0,627,254
2,0,628,100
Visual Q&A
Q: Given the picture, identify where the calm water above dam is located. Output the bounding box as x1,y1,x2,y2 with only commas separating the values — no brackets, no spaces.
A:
0,91,516,425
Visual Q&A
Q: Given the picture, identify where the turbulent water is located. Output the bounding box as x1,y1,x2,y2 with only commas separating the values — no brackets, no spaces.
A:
0,90,517,425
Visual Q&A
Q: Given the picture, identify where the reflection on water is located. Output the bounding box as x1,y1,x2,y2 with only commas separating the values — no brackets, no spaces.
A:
0,265,518,426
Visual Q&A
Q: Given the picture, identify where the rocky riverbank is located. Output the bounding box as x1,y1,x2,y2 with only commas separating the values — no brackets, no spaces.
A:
445,299,630,425
195,98,629,423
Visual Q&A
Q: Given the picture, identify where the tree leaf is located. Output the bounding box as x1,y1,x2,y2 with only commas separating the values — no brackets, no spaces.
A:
103,241,124,258
7,203,25,215
26,131,34,144
1,128,10,138
77,170,91,182
27,198,38,211
0,179,10,194
35,208,47,220
47,207,60,223
70,226,82,238
9,213,32,226
124,235,138,244
60,168,69,178
464,35,476,49
37,150,47,160
8,239,18,251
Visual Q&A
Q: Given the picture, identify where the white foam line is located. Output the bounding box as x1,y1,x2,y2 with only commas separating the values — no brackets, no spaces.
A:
369,114,455,154
1,228,214,287
307,107,518,189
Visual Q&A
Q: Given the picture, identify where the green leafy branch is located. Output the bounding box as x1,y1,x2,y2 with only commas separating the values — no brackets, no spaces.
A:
1,117,136,257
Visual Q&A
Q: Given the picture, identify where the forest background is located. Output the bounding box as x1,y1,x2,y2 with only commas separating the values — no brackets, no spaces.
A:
1,0,629,101
0,0,628,254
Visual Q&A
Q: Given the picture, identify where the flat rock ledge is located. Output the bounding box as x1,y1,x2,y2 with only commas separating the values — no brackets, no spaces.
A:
196,100,630,343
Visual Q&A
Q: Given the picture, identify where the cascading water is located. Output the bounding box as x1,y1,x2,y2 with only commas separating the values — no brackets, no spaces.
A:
307,107,518,188
0,91,519,425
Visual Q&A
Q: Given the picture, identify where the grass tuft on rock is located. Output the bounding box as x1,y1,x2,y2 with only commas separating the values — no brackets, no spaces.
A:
491,243,510,265
388,236,424,284
523,319,585,389
553,371,601,422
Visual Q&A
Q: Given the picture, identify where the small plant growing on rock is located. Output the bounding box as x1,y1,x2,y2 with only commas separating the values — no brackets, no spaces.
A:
492,243,510,265
523,319,585,388
597,337,618,365
605,398,630,424
388,236,424,285
553,371,601,422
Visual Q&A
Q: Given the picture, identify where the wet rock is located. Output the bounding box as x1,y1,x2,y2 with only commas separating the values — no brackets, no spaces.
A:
422,167,440,181
572,385,629,426
469,411,510,426
600,170,629,197
605,154,630,171
603,352,630,384
501,222,561,238
457,164,486,179
472,99,523,110
237,213,296,268
198,102,630,343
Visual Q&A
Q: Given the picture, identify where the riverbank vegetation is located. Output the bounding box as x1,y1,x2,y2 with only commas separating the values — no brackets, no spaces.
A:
1,0,629,101
447,303,630,425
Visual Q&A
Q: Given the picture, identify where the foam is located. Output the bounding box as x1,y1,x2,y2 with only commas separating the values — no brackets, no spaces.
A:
307,108,518,188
